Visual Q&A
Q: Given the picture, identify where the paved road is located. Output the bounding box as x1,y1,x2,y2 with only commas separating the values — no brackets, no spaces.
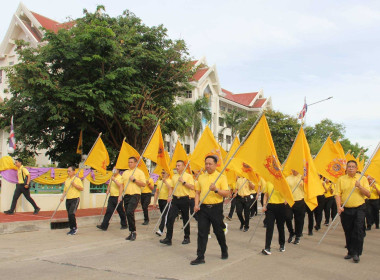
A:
0,213,379,280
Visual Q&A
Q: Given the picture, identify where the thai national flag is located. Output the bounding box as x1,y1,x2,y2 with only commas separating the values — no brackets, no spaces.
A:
298,98,307,119
9,116,16,150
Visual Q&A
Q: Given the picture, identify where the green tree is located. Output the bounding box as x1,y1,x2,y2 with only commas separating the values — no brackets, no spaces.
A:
175,96,211,146
220,109,246,138
0,6,193,166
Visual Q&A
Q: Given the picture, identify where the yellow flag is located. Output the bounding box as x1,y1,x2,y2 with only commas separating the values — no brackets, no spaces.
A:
115,141,149,178
233,115,294,206
366,146,380,183
0,156,17,171
76,130,83,154
170,140,189,169
314,136,346,183
143,124,171,175
346,152,356,163
225,136,240,163
282,127,324,210
218,143,228,161
190,126,224,172
84,137,110,175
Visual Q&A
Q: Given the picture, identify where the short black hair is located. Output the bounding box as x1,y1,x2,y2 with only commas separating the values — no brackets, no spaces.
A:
128,157,138,162
205,155,218,163
68,165,76,171
176,160,185,165
15,158,23,164
347,160,358,167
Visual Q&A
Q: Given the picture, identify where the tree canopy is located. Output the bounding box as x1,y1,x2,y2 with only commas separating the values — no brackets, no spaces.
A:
0,6,193,166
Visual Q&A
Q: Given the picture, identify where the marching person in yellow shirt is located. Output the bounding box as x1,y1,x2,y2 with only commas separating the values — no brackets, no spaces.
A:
141,177,154,225
60,166,84,235
97,169,127,231
365,176,380,230
153,170,173,236
190,155,230,265
235,177,255,232
120,157,146,241
323,179,337,226
336,160,370,263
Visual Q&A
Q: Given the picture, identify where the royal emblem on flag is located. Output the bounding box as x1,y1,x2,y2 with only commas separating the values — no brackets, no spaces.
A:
326,158,345,178
303,160,309,184
242,163,253,173
264,155,282,179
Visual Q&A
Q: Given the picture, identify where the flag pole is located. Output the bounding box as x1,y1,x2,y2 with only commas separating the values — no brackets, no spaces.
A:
50,132,102,222
109,120,161,222
318,141,380,245
181,111,265,232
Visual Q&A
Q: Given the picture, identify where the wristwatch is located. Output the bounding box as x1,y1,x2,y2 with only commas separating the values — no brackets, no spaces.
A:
132,179,136,183
214,189,219,194
182,181,186,186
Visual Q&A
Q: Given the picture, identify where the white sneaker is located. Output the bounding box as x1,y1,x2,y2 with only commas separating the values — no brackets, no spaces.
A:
279,246,285,252
208,234,212,239
262,248,271,255
68,228,78,235
223,223,228,235
155,230,163,236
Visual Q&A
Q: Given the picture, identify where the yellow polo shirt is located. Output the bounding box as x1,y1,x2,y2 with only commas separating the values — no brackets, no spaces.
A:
64,177,83,199
236,177,252,196
336,174,369,208
263,181,285,204
156,179,173,200
17,165,29,184
369,183,380,200
172,172,194,197
142,178,154,194
324,183,335,198
286,174,304,201
110,174,122,196
195,171,228,204
122,168,146,195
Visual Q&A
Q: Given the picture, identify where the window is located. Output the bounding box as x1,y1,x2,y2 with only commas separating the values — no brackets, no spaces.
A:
218,133,224,143
228,108,232,113
185,90,192,99
220,105,226,111
0,70,2,84
185,144,190,154
9,61,14,66
226,135,231,144
219,117,224,127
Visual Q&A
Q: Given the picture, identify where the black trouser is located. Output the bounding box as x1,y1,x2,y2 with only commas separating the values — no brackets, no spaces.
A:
306,205,314,232
265,203,285,250
141,193,152,222
10,184,39,212
197,203,227,259
166,196,190,240
250,193,258,217
101,196,127,229
261,193,267,226
365,199,379,228
228,197,237,218
66,198,80,229
123,194,140,232
189,198,198,221
341,204,366,256
158,199,169,232
285,199,305,238
324,196,337,224
314,195,325,228
236,195,252,229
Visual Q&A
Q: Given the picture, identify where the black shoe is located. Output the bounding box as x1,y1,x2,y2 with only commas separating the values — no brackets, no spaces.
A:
314,225,320,231
33,207,40,215
293,237,300,245
96,225,107,231
142,220,149,225
160,238,172,246
308,230,313,236
190,257,205,265
221,250,228,259
353,255,360,263
366,226,371,231
240,224,244,231
120,225,128,230
243,227,249,232
182,238,190,245
126,232,136,241
261,248,271,255
344,254,352,260
4,210,14,215
288,233,295,243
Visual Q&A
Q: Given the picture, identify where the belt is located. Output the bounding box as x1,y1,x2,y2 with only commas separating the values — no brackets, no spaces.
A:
174,195,189,199
201,202,223,208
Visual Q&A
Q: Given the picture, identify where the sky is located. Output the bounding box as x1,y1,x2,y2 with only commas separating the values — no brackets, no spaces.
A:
1,0,380,156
